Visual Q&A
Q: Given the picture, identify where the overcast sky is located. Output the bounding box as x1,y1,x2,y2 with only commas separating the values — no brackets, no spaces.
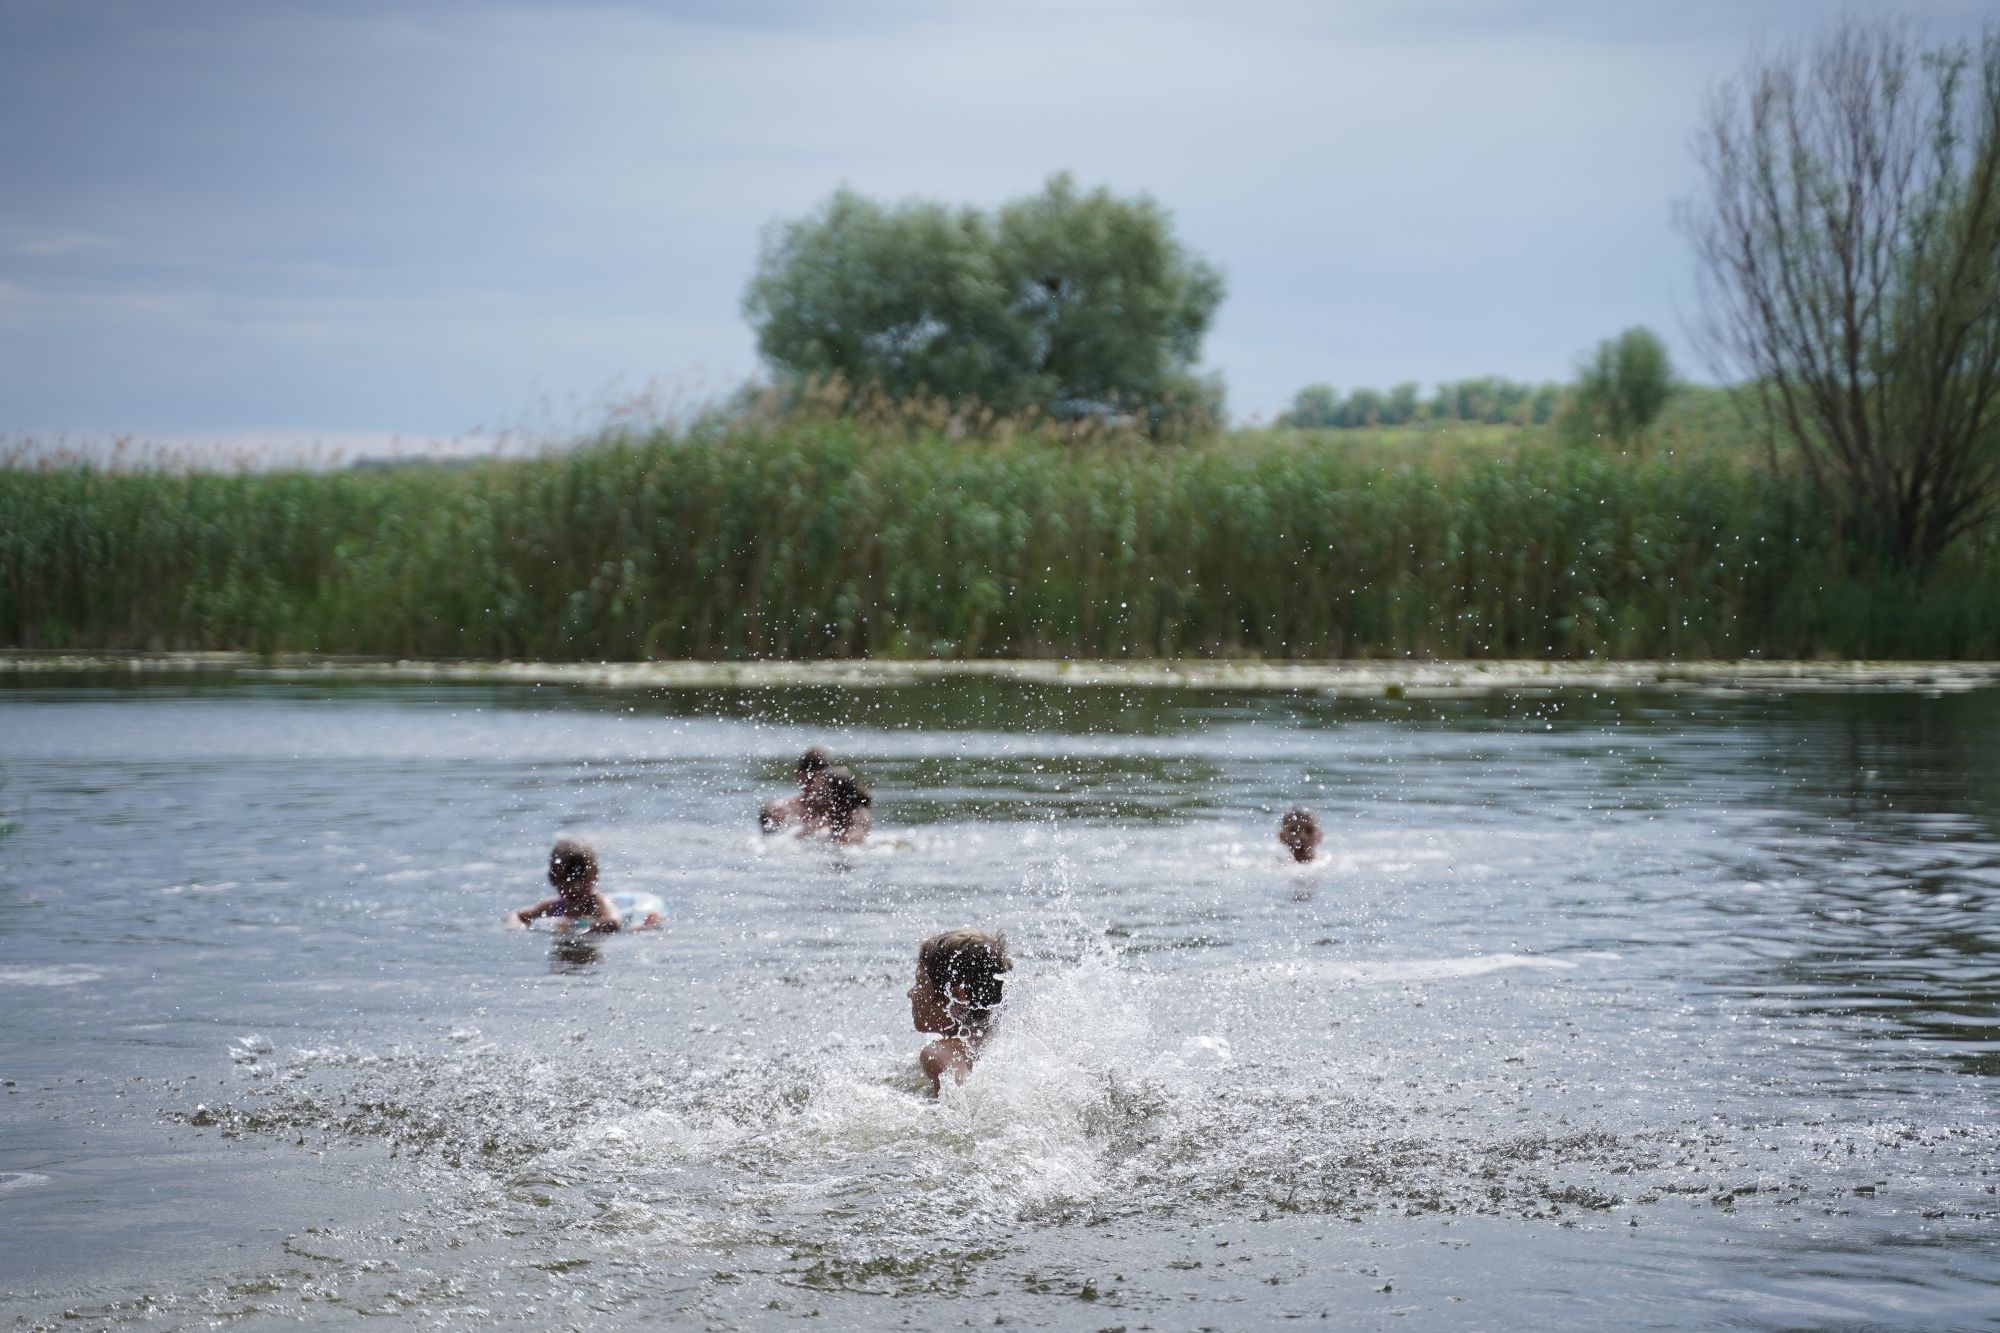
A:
1,0,1991,449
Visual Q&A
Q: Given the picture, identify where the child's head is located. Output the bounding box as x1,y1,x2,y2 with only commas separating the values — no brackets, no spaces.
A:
795,746,833,788
806,766,871,830
909,928,1012,1036
1277,806,1323,863
548,837,599,895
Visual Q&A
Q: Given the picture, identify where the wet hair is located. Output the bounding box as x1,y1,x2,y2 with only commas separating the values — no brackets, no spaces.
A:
918,928,1012,1031
796,746,833,781
811,766,872,830
548,837,598,888
1278,806,1321,861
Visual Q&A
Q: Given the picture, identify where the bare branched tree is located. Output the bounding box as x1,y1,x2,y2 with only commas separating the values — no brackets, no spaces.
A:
1683,19,2000,575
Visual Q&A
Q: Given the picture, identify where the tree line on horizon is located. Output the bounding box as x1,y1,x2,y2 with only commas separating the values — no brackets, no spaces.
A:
1276,377,1563,430
1276,327,1679,445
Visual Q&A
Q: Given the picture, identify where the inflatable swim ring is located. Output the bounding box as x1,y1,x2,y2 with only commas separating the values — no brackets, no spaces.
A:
606,890,664,931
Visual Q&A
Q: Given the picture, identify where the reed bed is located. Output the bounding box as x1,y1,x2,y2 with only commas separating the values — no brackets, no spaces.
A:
3,418,1996,660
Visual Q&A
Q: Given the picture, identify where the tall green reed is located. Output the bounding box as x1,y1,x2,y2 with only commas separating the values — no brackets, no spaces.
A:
3,419,1996,660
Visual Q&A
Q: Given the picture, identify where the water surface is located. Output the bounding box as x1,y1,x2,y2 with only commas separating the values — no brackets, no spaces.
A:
2,675,1997,1328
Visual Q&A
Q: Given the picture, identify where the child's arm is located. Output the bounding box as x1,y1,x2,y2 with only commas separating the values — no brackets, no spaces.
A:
583,892,624,932
507,896,561,928
919,1038,972,1096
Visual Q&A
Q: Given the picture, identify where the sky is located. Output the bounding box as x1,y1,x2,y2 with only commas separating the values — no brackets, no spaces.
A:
1,0,1991,454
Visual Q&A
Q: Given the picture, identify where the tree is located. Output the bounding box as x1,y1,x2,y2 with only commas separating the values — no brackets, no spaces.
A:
992,174,1226,427
1566,326,1676,449
739,190,1018,408
1345,386,1386,427
1682,19,2000,574
743,174,1226,428
1280,383,1341,428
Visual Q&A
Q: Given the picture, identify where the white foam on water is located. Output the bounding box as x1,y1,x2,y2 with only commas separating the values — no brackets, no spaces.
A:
160,880,237,895
749,831,917,860
0,964,103,987
923,944,1169,1213
579,1105,760,1164
1283,953,1581,985
564,942,1190,1234
1212,839,1455,877
152,929,2000,1317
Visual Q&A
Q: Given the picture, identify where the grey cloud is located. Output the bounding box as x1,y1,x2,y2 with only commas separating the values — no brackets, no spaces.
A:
0,0,1987,435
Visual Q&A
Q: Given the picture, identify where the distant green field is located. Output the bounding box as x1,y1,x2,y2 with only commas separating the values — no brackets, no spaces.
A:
3,403,1995,661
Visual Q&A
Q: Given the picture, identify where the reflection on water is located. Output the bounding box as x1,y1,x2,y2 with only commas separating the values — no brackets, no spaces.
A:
1686,692,2000,1079
1,678,1997,1329
549,937,604,972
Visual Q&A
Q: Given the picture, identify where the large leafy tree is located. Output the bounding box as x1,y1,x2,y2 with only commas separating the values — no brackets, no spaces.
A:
1683,19,2000,574
1566,326,1676,449
744,174,1225,425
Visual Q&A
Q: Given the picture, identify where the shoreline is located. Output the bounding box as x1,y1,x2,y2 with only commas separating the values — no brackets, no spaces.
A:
3,651,1996,696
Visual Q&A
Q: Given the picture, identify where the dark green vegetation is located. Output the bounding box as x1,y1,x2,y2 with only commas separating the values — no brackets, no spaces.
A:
745,174,1224,433
6,408,1997,661
1279,377,1564,430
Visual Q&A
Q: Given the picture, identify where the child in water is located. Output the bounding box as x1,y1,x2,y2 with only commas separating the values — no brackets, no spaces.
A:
1278,805,1323,863
760,746,832,833
506,838,623,931
804,765,873,845
907,928,1011,1095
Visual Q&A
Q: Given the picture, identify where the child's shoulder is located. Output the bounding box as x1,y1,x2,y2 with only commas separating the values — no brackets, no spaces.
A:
920,1036,972,1085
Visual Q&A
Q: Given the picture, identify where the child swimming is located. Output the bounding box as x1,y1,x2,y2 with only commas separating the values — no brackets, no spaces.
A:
1278,805,1323,863
803,765,873,845
506,838,624,932
907,928,1011,1095
760,746,832,833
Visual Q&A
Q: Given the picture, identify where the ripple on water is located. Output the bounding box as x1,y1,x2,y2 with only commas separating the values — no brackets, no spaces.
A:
7,679,2000,1329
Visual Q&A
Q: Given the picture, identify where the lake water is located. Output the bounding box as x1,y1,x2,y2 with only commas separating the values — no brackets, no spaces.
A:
2,672,1997,1329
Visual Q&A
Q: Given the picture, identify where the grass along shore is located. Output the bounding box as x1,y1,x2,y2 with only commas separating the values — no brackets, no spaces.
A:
4,414,1998,661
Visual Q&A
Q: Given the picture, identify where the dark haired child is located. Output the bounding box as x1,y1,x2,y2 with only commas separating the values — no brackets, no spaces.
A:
760,746,834,832
1278,806,1323,864
803,765,873,845
907,928,1011,1094
507,838,623,931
